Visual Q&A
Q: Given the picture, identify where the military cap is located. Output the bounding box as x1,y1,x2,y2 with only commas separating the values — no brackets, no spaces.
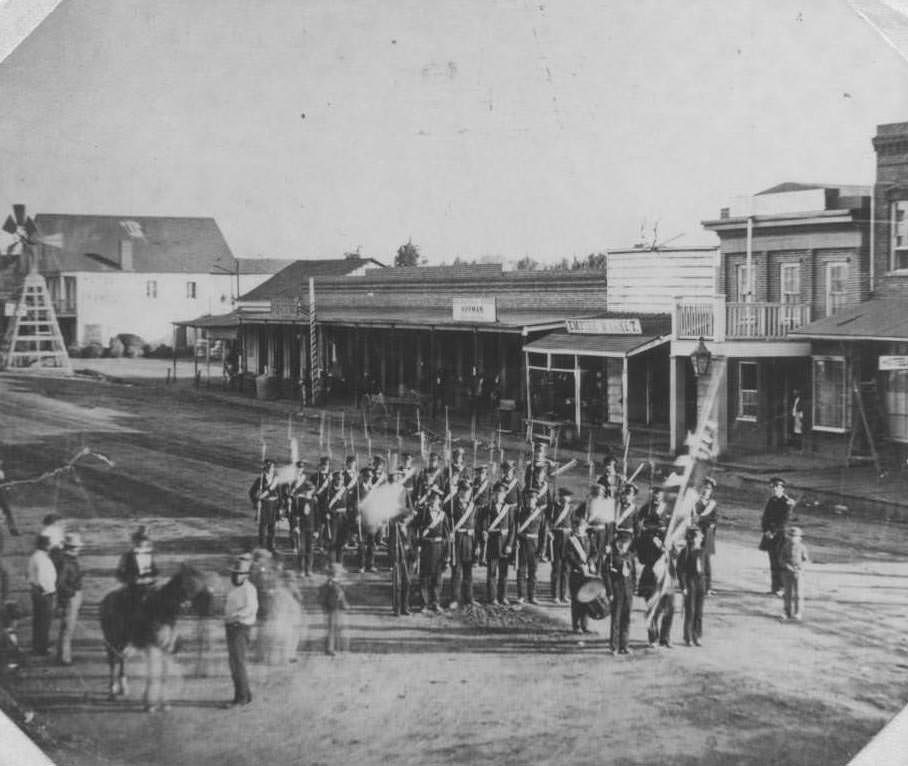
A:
344,455,357,466
318,456,330,465
493,481,508,493
295,459,306,468
769,476,786,487
622,482,639,495
702,477,717,489
457,479,471,491
787,526,803,537
615,528,633,540
602,455,618,466
501,460,515,472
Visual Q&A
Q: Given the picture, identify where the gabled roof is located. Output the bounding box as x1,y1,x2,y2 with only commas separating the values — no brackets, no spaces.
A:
240,258,387,301
33,214,235,274
234,258,297,275
755,182,826,195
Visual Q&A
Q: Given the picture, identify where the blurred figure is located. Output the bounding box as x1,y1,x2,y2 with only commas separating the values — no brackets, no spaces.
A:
224,553,257,707
0,601,24,676
780,526,809,621
317,563,348,656
26,535,56,656
0,460,20,604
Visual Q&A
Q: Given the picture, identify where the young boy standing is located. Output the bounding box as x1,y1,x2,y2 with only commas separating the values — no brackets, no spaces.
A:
603,529,636,655
317,563,348,655
780,526,809,621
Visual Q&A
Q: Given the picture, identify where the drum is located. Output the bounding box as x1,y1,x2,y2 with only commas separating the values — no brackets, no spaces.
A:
576,577,608,620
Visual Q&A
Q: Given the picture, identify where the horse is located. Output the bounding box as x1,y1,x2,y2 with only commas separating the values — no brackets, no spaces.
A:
99,564,213,712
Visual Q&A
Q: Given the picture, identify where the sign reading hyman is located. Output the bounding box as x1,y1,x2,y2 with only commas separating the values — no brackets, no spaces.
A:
453,297,497,323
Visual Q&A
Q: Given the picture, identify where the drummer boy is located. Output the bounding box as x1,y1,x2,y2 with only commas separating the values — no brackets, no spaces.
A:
566,516,598,634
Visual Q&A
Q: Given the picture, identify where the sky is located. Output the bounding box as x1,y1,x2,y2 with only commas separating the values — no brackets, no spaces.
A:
0,0,907,265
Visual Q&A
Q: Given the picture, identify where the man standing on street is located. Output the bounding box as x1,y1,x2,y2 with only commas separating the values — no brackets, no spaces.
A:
27,535,56,656
55,532,84,665
760,477,794,597
224,553,257,707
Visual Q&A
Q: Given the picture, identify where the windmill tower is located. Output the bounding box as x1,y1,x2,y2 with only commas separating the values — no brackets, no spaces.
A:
0,204,72,374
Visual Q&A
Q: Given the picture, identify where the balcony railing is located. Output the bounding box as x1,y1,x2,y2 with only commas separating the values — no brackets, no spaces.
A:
675,297,811,340
51,299,77,316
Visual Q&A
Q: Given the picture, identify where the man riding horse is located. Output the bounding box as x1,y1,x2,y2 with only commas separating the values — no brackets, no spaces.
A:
116,526,159,628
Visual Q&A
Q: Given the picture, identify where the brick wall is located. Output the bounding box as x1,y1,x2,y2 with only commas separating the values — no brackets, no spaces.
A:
873,121,908,294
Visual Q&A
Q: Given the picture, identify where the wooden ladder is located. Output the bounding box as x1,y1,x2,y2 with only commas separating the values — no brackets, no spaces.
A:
847,380,895,477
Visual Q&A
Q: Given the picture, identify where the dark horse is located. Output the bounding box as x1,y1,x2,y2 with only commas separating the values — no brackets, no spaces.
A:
100,564,213,711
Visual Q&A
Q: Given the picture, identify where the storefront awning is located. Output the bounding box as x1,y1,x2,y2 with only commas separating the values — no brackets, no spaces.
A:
789,298,908,342
523,332,669,358
173,311,241,340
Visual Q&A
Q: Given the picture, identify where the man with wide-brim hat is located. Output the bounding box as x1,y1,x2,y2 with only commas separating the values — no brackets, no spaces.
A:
56,532,84,665
224,553,257,707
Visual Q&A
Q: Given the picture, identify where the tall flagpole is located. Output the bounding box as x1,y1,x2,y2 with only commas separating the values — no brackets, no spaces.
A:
309,277,319,406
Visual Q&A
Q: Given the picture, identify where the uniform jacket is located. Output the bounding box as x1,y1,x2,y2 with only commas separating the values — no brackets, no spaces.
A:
761,496,793,534
56,554,83,603
451,495,479,533
602,549,637,598
516,498,547,541
676,546,706,586
479,499,516,555
290,495,317,530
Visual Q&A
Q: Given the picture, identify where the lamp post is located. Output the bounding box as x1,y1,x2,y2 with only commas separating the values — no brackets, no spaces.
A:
690,337,712,377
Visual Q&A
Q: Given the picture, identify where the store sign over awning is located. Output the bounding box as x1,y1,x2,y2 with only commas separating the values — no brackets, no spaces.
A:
452,297,497,323
566,318,642,335
879,355,908,371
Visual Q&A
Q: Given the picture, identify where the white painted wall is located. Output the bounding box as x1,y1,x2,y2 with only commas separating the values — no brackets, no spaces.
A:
69,271,273,346
606,247,718,313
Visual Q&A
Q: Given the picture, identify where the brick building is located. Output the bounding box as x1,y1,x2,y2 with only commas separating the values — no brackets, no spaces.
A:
672,183,871,457
791,121,908,457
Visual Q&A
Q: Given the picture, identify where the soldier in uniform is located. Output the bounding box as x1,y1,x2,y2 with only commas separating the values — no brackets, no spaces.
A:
339,456,360,565
603,528,636,655
311,456,333,549
514,487,546,605
443,449,468,521
288,480,317,576
416,453,444,509
760,477,794,596
547,487,576,604
399,453,417,509
448,479,480,609
388,501,416,616
499,460,523,516
286,460,309,550
417,491,450,613
636,486,669,599
479,481,516,605
693,477,719,595
567,515,596,633
249,459,280,552
524,442,550,487
677,526,707,646
615,482,640,547
326,471,349,565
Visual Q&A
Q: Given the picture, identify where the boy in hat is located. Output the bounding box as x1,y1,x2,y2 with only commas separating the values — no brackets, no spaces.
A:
224,553,258,706
567,515,596,632
417,491,450,613
677,526,707,646
27,534,56,656
603,529,636,654
694,478,719,595
780,526,809,621
317,562,348,655
56,532,84,665
479,481,516,605
515,487,546,605
761,477,794,596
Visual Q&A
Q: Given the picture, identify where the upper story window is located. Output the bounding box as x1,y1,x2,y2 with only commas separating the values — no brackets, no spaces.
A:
780,263,800,303
825,262,847,317
186,281,197,299
891,200,908,271
146,280,157,298
735,263,753,302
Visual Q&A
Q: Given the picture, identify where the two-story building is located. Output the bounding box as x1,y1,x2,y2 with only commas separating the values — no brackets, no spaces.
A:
671,183,871,457
790,122,908,460
2,214,293,349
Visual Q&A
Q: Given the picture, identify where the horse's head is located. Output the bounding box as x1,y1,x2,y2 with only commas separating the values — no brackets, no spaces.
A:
176,564,214,617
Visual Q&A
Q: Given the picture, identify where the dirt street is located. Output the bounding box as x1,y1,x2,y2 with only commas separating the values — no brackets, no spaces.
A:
0,369,906,766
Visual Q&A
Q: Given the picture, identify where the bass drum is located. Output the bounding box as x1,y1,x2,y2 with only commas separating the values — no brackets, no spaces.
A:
576,577,608,621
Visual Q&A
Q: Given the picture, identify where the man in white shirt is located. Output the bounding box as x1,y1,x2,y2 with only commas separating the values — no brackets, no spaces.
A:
26,535,56,656
224,553,258,707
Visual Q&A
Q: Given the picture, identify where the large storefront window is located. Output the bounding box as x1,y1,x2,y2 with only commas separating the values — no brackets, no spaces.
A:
528,368,574,422
884,369,908,443
813,356,847,431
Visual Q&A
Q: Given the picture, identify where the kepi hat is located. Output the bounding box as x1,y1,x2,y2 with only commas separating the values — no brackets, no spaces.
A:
63,531,83,550
231,553,253,575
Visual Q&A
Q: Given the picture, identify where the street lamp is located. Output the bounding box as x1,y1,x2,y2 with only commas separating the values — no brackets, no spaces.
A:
690,337,712,377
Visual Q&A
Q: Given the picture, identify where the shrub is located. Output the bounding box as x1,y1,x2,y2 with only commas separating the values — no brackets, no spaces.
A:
109,337,125,358
67,344,81,358
82,343,104,358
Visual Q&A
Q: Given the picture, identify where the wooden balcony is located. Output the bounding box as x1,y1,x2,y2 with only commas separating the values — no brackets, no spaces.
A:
51,299,77,317
675,296,811,341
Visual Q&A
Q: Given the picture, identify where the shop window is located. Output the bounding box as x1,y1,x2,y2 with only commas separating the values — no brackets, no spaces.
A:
891,201,908,271
146,280,157,298
884,368,908,443
825,262,847,317
812,356,847,432
737,361,758,421
550,354,575,371
528,352,547,369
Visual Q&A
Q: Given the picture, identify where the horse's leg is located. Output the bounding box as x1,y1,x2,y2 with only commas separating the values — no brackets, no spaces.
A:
119,652,128,697
107,646,118,700
144,646,162,711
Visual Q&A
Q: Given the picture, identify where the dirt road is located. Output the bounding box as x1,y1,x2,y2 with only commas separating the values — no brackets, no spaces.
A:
0,370,905,766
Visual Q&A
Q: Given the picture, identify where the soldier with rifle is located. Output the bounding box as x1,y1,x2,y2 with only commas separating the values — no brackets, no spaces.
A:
356,466,377,572
249,459,280,552
416,489,450,613
311,456,333,550
288,478,317,576
448,479,480,610
471,465,492,564
547,487,577,604
514,487,547,605
415,453,445,509
388,490,416,616
479,481,517,606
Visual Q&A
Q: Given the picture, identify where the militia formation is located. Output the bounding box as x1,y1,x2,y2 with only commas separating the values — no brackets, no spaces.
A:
247,441,807,656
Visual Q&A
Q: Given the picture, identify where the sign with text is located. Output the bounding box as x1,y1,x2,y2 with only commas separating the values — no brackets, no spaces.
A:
452,297,497,323
565,317,642,335
271,297,306,318
879,355,908,371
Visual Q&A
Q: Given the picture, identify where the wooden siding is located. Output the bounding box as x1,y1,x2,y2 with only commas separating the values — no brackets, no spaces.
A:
606,249,717,314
